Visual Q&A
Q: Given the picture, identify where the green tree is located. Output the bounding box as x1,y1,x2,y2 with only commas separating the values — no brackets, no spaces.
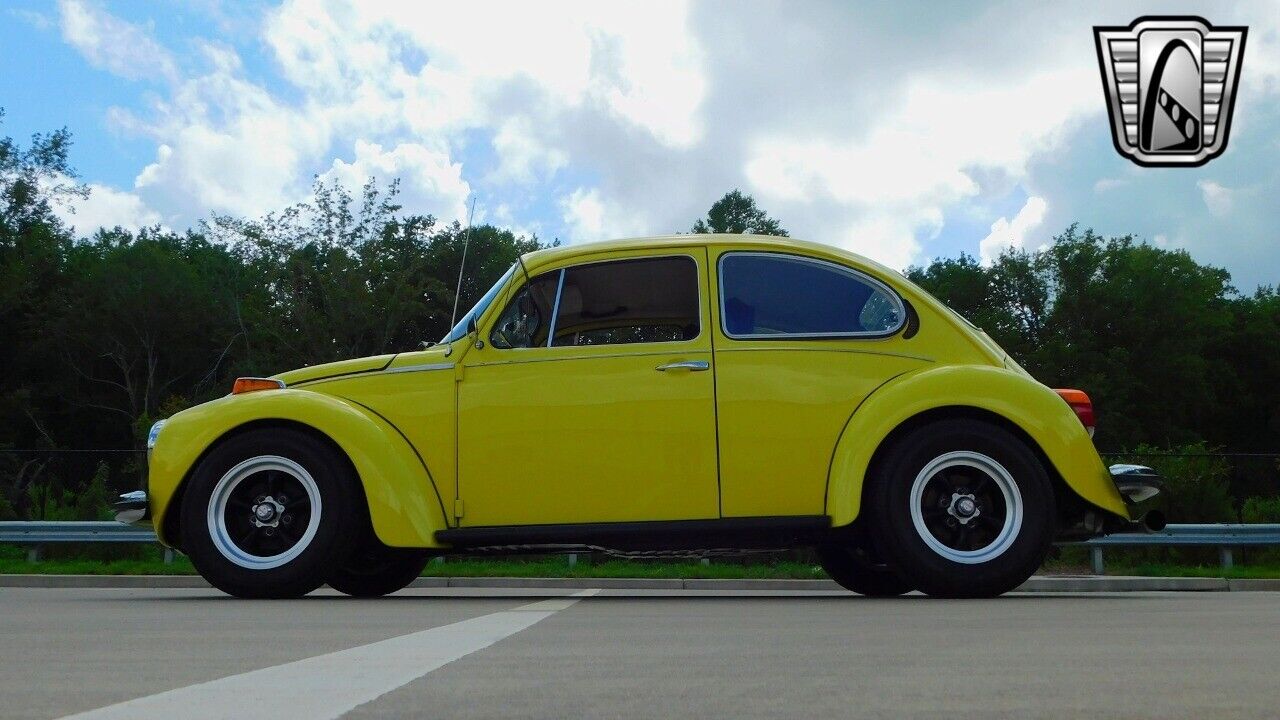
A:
0,108,83,450
691,189,788,236
908,225,1241,450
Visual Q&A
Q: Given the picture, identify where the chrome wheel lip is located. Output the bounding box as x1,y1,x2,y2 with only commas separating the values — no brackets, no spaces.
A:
909,450,1023,565
207,455,322,570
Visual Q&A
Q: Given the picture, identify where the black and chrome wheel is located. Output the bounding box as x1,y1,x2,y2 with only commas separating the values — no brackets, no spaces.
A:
867,419,1055,598
816,543,913,597
181,428,361,598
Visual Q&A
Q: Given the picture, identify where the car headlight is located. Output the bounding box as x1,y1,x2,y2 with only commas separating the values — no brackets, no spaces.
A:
147,419,167,457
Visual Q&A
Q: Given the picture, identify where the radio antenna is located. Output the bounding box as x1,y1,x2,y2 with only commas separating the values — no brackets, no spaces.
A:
445,197,477,356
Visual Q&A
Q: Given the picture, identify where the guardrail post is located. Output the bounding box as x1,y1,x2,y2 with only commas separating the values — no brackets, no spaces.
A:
26,545,41,563
701,557,711,567
1219,547,1234,570
567,553,578,568
163,548,174,564
1090,547,1105,575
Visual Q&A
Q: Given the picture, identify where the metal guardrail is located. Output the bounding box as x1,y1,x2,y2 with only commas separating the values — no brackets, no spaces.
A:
1073,524,1280,574
2,521,1279,574
0,521,170,563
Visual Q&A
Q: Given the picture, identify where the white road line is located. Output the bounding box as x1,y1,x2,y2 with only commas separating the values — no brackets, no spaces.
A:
62,590,599,720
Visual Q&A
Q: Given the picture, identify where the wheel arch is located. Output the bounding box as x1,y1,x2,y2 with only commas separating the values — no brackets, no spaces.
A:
160,419,366,551
824,365,1128,528
150,390,451,550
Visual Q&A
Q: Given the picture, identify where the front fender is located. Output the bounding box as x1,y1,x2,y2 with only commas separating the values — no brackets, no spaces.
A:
149,389,450,549
825,365,1128,527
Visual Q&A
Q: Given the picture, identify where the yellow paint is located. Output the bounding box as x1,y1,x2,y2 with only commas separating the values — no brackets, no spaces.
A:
148,234,1130,552
825,364,1129,524
148,387,450,548
456,248,719,526
713,347,929,517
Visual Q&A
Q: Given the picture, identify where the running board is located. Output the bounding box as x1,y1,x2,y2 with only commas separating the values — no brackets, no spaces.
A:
436,516,831,552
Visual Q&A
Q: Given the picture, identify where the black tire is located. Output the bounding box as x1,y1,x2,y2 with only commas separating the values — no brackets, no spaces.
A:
327,539,431,598
180,428,363,599
866,418,1056,598
816,543,913,597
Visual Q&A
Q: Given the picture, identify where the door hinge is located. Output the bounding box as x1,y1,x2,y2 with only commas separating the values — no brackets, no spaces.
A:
453,498,465,518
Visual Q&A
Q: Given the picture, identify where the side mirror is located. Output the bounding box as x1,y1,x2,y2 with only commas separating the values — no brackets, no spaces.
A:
467,314,484,349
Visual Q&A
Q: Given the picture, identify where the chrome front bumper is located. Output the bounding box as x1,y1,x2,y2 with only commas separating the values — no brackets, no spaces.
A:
113,490,149,525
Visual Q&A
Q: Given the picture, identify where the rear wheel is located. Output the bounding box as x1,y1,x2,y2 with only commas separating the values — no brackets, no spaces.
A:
866,419,1055,598
180,428,362,599
816,543,913,597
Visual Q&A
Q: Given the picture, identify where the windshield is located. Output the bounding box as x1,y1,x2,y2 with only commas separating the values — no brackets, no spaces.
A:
440,264,516,344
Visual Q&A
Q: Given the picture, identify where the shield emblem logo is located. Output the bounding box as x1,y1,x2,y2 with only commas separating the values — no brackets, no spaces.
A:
1095,16,1247,167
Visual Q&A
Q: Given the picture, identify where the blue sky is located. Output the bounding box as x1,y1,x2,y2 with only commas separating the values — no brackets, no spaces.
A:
3,1,1278,291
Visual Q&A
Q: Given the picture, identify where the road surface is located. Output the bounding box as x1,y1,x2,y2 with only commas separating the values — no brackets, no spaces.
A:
1,587,1277,719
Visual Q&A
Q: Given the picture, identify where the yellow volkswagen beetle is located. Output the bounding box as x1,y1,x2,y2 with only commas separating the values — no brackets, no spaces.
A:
121,234,1162,598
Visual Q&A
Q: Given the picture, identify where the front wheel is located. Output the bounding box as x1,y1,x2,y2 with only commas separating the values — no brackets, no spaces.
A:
180,428,362,599
866,419,1056,598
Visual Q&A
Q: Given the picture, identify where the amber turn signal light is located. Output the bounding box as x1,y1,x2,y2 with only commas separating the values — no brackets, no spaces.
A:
1053,388,1095,437
232,377,286,394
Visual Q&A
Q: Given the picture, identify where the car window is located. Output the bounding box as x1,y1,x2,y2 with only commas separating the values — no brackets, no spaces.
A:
489,272,559,349
719,253,905,338
550,256,700,347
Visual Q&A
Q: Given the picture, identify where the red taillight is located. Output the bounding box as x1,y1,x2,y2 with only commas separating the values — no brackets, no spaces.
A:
232,377,285,394
1054,388,1095,437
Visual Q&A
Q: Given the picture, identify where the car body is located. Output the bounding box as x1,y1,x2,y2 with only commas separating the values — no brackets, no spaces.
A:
127,234,1162,598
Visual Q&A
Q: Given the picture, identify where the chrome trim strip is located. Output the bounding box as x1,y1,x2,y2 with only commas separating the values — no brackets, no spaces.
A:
716,251,908,340
383,362,455,375
546,268,566,347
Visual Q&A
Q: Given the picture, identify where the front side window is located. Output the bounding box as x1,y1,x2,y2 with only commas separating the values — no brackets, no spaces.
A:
719,253,905,338
489,272,559,349
552,256,700,347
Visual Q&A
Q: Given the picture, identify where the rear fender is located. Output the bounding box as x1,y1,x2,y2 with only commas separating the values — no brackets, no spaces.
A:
825,365,1129,526
149,389,450,549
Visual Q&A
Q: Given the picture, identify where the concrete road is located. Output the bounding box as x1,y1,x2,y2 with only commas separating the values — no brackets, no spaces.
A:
1,587,1278,719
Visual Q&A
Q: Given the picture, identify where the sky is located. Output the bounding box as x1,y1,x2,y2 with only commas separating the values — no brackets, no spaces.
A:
2,0,1278,291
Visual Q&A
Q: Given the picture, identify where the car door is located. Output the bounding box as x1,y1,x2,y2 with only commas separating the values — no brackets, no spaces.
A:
709,249,931,518
456,248,720,527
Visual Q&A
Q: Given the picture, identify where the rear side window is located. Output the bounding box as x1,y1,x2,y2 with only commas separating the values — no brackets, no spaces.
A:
551,256,699,347
718,253,905,338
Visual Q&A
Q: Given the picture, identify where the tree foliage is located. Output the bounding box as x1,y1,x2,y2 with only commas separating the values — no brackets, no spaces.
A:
691,189,788,236
907,224,1279,451
0,118,539,458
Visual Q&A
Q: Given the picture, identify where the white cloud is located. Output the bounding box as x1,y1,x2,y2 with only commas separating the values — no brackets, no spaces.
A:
559,187,646,241
54,182,163,235
262,0,705,145
45,1,1280,289
488,118,568,185
979,196,1047,265
1197,180,1233,217
321,140,470,222
57,0,178,82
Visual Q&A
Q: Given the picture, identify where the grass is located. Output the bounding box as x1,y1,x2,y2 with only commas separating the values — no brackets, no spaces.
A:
4,544,1280,579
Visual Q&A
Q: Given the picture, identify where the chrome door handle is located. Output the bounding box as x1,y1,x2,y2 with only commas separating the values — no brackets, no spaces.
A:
655,360,710,372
